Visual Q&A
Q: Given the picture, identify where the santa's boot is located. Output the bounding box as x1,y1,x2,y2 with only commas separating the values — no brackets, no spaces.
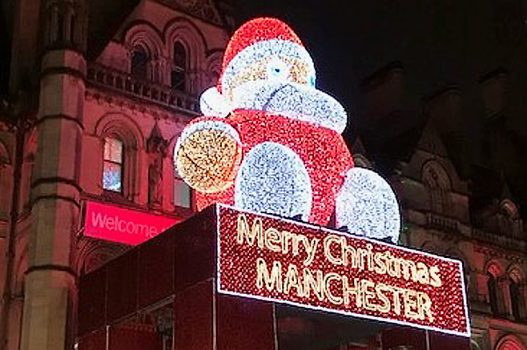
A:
335,167,401,243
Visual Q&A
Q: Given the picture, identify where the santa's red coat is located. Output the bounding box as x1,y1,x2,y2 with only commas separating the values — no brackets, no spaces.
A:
192,109,354,226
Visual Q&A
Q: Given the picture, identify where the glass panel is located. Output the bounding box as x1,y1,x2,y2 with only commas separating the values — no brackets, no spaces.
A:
171,70,185,91
510,280,521,320
174,178,190,208
173,42,186,68
104,138,123,163
131,48,149,80
103,161,122,192
488,274,499,315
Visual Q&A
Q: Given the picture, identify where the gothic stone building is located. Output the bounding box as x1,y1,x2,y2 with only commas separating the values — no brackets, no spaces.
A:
0,1,526,350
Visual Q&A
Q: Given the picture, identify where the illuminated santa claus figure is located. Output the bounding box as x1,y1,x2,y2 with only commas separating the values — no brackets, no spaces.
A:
175,17,401,242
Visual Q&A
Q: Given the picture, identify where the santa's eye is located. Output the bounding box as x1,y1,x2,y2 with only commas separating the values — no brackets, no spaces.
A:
309,74,316,87
266,59,289,80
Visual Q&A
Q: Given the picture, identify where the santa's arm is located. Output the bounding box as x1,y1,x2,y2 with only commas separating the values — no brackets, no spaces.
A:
174,116,242,194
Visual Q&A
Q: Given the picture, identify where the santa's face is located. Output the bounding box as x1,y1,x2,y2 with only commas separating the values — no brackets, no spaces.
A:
200,18,349,133
224,46,348,134
224,54,315,101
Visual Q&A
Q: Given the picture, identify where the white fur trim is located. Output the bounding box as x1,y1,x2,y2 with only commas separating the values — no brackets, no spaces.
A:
199,87,233,117
231,80,348,133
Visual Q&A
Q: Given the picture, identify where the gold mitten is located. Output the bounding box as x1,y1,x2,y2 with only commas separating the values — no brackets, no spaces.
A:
176,126,242,193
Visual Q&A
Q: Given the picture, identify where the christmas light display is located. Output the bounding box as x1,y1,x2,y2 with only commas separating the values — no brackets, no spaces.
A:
234,142,312,221
175,119,242,193
216,205,471,337
336,168,401,243
231,80,347,132
174,17,401,241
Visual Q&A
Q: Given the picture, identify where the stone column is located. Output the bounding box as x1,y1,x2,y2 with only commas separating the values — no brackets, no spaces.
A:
19,47,85,350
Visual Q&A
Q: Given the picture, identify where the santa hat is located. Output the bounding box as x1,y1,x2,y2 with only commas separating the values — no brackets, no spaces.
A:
200,18,316,117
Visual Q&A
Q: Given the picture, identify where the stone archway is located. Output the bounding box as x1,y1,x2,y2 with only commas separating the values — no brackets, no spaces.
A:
496,335,526,350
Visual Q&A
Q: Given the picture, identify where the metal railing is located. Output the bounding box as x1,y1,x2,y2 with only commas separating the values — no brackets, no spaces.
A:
86,63,200,115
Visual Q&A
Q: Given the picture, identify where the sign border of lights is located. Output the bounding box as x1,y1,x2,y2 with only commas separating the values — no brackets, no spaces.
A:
215,203,471,338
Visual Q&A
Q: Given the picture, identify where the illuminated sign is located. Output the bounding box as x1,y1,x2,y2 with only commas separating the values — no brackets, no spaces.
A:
83,201,179,245
216,204,470,337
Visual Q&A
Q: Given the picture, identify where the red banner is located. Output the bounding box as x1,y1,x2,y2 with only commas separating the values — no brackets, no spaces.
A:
83,201,179,245
216,205,470,337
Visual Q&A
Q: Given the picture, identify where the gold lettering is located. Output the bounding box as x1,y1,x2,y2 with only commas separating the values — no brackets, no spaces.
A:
323,235,344,266
403,289,420,320
342,239,358,267
324,273,343,305
415,262,430,285
256,258,282,293
237,214,263,248
362,279,377,312
284,264,304,296
342,276,362,307
374,252,388,275
399,259,417,281
390,285,402,316
303,267,324,301
429,266,442,287
264,228,282,252
375,283,391,313
281,230,295,255
418,292,434,322
302,237,320,266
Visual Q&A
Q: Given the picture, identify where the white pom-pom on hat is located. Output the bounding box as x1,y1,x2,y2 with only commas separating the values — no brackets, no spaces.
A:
199,87,233,117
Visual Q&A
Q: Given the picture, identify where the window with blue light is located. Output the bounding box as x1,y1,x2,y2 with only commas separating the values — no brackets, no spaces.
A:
103,137,124,192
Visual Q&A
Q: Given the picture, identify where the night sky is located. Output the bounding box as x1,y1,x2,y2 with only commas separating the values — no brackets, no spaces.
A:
232,0,527,208
232,1,527,133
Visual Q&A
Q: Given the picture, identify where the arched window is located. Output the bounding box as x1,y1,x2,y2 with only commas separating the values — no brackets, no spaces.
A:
171,42,187,91
130,47,149,80
508,268,524,321
498,200,523,237
496,335,526,350
488,272,500,315
103,137,124,192
422,161,451,215
0,141,12,219
510,278,522,321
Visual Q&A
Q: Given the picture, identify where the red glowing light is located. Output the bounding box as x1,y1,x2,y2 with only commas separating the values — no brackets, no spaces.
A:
216,204,470,337
193,110,353,225
83,201,179,245
219,17,304,93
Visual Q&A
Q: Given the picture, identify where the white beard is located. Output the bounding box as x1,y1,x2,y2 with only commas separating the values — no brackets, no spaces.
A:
199,80,348,134
231,80,348,133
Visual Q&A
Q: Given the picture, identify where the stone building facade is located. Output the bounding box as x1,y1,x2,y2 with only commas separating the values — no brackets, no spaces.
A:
0,1,525,350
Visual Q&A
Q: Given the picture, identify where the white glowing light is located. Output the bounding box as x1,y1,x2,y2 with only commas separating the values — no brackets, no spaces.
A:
231,80,347,133
234,142,312,221
176,17,402,244
200,87,232,117
221,39,316,96
336,167,401,243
